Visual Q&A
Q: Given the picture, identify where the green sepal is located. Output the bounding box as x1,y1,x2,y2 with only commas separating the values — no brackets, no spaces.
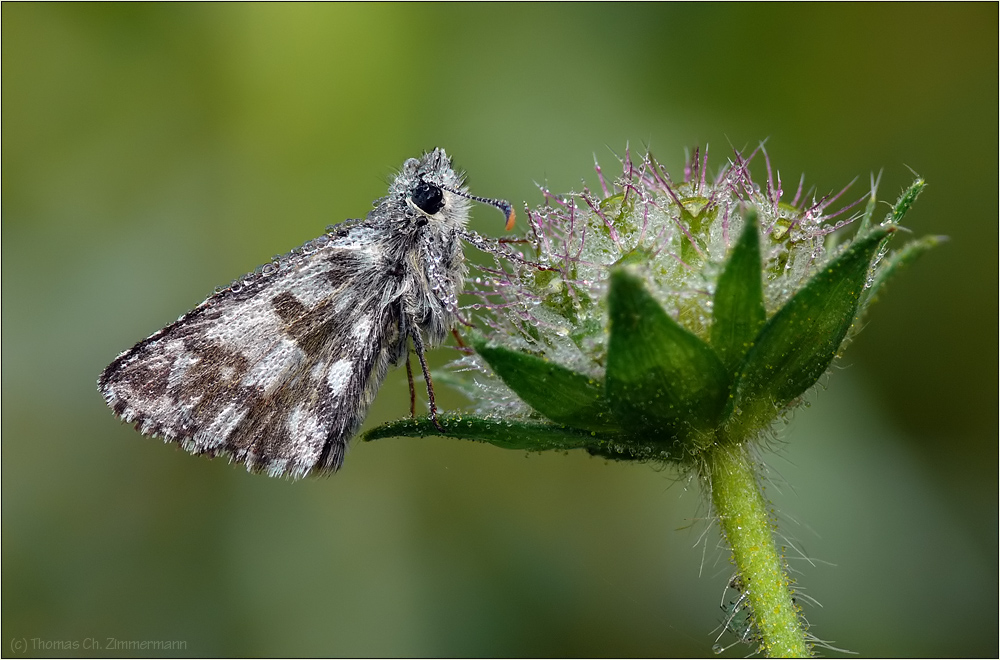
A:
891,177,926,224
470,336,617,433
858,175,924,235
362,415,609,453
711,212,767,374
861,234,946,310
606,269,729,446
363,415,682,465
856,175,881,235
726,227,894,435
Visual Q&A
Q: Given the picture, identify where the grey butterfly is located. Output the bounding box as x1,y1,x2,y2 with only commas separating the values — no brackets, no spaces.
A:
99,148,514,478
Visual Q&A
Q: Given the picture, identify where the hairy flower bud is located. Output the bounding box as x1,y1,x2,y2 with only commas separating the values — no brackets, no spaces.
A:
368,144,938,467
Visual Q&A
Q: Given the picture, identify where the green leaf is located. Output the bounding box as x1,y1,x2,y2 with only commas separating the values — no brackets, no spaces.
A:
727,227,894,433
606,269,729,445
471,337,617,433
711,212,767,374
363,415,606,453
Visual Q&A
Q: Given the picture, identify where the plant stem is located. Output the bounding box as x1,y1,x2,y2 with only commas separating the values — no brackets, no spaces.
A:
705,443,809,657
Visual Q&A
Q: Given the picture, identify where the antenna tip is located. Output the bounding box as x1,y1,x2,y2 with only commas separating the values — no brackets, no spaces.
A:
440,184,515,231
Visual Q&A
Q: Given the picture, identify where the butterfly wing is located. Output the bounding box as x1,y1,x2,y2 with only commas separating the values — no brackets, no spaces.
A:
99,225,404,478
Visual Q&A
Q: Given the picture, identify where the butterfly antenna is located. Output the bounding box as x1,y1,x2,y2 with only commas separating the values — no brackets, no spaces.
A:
443,186,516,230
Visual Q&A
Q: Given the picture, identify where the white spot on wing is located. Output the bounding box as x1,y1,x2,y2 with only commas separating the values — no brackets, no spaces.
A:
242,338,305,392
168,351,201,389
327,358,353,395
310,359,327,380
266,458,290,478
285,403,326,467
334,293,356,313
205,295,283,349
351,314,373,341
288,278,330,307
196,403,248,449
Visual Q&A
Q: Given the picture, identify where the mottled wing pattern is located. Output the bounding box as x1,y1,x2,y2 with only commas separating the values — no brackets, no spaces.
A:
99,225,403,478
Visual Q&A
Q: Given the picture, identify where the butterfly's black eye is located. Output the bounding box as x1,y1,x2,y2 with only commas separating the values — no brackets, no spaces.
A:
410,182,444,215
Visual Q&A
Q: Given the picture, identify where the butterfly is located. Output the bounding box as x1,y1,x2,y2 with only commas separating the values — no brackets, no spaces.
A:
99,148,514,478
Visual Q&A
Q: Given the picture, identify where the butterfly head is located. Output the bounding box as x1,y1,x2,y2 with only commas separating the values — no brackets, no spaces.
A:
397,148,515,231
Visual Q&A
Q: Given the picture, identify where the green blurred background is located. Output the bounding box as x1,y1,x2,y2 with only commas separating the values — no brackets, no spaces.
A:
3,4,996,657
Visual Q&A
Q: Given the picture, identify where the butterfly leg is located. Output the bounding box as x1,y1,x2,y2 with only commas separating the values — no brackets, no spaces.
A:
457,228,559,271
410,328,445,432
450,328,474,354
405,352,417,418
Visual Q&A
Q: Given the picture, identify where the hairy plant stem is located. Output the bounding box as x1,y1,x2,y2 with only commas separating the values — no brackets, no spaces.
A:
704,442,809,657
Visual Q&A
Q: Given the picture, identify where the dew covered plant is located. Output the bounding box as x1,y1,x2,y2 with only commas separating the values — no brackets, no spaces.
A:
367,144,940,657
